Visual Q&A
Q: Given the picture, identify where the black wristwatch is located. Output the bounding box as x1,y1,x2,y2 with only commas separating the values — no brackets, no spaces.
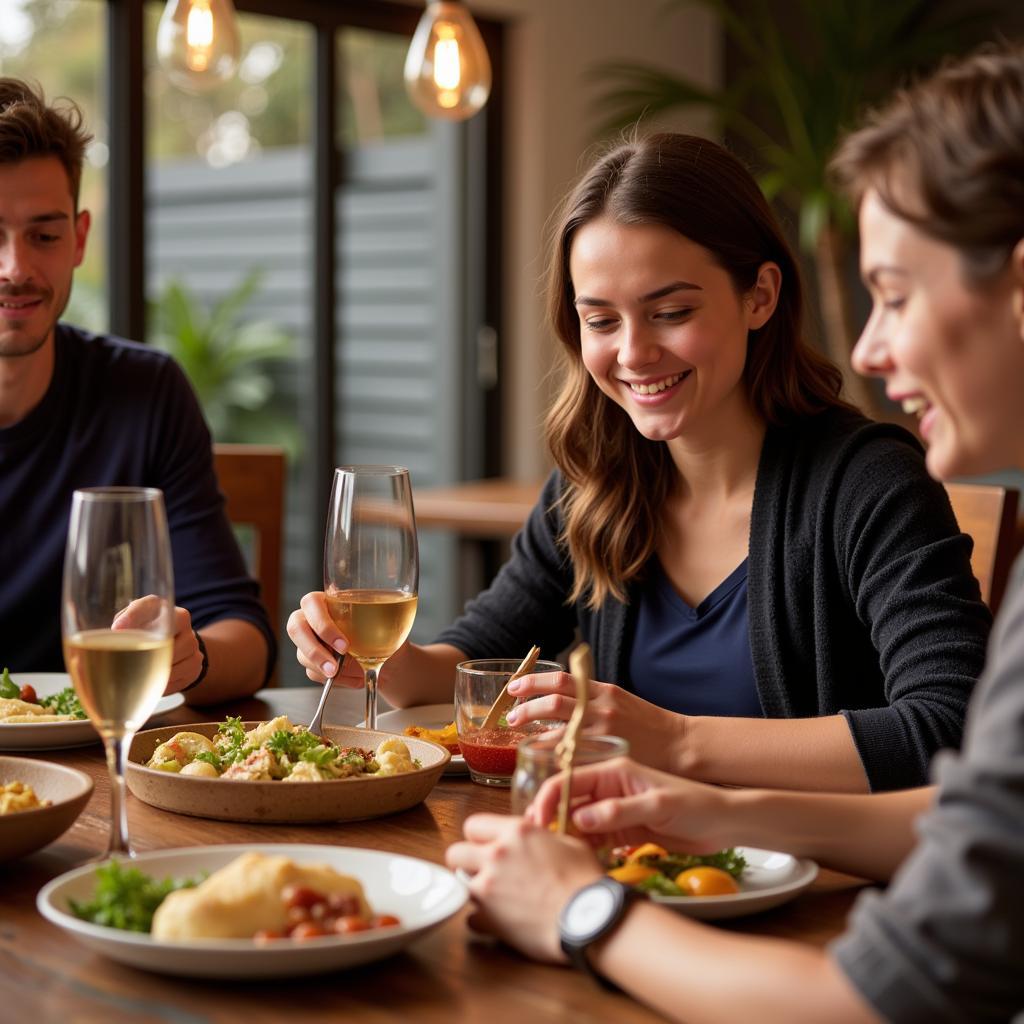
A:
558,877,637,986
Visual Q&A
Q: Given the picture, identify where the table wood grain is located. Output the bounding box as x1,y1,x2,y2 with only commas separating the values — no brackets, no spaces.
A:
1,686,868,1023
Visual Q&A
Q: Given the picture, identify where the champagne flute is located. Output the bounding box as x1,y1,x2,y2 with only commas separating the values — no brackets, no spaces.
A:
61,487,175,858
323,466,418,731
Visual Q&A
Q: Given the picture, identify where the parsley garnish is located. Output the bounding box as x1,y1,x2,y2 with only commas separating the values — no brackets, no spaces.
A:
69,860,201,933
39,687,87,720
635,874,685,897
213,716,252,765
654,850,748,879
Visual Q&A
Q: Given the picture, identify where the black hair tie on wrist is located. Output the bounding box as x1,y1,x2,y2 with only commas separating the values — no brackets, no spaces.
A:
179,631,209,693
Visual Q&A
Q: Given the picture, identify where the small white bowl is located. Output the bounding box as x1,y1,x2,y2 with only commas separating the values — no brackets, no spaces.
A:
0,755,93,861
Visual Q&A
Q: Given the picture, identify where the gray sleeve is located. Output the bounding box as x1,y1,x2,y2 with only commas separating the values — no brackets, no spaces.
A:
831,555,1024,1023
433,470,579,662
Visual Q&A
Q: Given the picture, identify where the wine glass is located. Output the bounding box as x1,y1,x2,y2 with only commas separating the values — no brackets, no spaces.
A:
61,487,175,858
324,466,419,730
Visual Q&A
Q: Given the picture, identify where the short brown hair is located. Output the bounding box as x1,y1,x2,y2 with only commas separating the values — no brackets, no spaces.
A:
0,77,92,207
545,133,850,608
831,44,1024,283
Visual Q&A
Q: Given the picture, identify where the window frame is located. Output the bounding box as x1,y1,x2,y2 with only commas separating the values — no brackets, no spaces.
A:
106,0,504,529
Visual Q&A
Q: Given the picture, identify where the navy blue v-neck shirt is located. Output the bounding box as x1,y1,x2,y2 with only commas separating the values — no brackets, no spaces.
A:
626,558,763,717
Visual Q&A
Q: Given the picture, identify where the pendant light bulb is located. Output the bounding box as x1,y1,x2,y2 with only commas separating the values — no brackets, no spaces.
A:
156,0,241,94
404,1,491,122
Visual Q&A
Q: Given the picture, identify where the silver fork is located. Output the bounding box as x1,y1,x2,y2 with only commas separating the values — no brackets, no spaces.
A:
307,657,342,735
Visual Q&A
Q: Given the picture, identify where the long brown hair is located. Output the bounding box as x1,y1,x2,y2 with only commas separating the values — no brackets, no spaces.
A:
0,77,91,207
545,133,848,609
830,44,1024,284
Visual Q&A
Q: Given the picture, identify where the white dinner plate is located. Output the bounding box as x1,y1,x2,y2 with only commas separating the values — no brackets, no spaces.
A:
0,672,184,751
372,703,467,775
649,847,818,920
37,843,468,979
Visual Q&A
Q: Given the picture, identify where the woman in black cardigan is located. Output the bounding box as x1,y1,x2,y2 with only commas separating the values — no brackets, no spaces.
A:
448,43,1024,1023
289,133,989,792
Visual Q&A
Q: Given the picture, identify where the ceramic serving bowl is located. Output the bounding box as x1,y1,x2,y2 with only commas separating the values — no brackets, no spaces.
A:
0,755,94,861
125,722,449,823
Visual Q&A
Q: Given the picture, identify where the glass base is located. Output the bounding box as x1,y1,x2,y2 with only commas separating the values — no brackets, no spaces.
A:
467,769,512,787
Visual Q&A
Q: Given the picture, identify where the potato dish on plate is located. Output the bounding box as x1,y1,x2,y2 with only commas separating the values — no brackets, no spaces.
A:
67,851,399,942
126,722,450,823
0,667,85,723
37,844,468,978
145,715,417,781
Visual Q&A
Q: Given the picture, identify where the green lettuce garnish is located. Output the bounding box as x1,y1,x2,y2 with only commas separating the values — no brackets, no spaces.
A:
69,860,201,933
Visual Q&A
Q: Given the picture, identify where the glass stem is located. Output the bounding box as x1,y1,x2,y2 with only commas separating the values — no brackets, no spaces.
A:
364,666,380,730
104,734,132,857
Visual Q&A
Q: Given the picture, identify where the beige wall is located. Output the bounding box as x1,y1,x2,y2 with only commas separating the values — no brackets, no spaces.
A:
400,0,721,477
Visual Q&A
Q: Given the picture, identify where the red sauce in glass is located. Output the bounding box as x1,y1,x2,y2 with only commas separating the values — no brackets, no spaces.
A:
460,727,536,776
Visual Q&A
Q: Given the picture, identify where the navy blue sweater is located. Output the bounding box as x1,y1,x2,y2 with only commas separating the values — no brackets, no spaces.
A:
0,324,275,679
436,408,992,791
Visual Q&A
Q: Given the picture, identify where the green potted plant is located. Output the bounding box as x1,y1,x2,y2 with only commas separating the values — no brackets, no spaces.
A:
148,269,302,458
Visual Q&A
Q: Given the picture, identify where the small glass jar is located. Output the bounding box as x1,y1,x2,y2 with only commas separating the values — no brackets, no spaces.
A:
454,658,563,786
511,734,630,814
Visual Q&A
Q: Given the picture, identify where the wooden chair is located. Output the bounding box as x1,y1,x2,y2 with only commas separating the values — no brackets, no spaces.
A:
213,443,286,644
944,482,1020,614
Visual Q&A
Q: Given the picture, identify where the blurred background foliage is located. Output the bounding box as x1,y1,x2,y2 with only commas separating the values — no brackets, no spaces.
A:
592,0,1002,413
148,271,301,458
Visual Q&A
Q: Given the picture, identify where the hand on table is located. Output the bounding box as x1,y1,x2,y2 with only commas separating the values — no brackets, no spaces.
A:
446,814,603,963
504,672,687,773
525,756,740,855
112,599,204,694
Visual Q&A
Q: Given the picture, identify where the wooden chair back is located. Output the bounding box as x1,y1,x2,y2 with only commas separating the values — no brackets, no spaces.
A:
213,443,286,644
944,482,1019,614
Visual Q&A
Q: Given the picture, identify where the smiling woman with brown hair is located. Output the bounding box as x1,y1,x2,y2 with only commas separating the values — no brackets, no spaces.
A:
289,132,989,794
447,43,1024,1023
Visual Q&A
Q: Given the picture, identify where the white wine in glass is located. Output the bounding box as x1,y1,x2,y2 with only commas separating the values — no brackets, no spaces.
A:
323,466,419,730
62,488,175,858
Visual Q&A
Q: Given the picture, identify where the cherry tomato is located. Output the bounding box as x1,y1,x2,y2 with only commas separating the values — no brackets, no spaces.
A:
286,905,311,926
282,884,326,909
19,684,37,704
290,921,329,940
333,915,371,934
327,892,360,916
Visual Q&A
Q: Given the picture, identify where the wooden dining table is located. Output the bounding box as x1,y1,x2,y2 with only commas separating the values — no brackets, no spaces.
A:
2,684,869,1023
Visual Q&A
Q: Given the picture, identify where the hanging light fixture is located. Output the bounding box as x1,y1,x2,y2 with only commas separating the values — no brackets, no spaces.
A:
404,1,492,122
156,0,241,94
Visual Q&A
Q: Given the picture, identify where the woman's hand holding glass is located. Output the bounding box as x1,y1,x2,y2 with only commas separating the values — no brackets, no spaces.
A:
289,590,415,689
504,672,689,774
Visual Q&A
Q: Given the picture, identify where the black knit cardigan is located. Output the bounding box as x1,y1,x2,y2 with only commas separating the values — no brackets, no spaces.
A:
435,408,992,790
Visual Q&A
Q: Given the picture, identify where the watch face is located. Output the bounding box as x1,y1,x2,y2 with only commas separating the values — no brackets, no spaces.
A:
563,883,619,940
